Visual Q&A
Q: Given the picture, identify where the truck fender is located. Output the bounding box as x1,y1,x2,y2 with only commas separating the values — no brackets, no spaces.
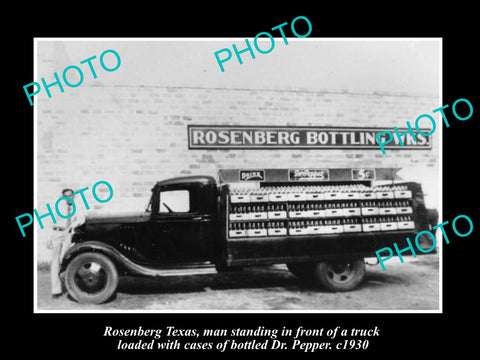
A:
61,241,156,276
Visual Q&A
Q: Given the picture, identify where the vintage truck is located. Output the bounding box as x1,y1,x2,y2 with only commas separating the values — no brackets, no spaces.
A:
62,168,438,304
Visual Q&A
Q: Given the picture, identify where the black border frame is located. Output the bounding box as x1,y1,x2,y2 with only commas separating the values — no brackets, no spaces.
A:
7,5,480,356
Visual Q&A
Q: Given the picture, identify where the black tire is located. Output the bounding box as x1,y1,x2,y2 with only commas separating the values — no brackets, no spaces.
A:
287,262,315,280
312,259,366,292
65,252,119,304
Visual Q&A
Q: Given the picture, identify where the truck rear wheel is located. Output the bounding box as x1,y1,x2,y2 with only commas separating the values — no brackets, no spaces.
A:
64,252,119,304
312,259,366,292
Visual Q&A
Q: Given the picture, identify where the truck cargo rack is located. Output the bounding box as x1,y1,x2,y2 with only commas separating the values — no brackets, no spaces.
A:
217,168,432,265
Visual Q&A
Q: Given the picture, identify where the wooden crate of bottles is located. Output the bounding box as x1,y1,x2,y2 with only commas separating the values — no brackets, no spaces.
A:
228,184,415,238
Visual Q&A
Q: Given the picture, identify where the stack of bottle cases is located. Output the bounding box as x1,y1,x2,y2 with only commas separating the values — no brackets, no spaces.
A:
228,184,415,238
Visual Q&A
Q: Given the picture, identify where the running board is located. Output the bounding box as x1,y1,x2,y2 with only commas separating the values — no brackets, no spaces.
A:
149,266,218,277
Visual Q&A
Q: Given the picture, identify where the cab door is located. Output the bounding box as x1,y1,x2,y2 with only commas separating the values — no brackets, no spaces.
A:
140,185,216,265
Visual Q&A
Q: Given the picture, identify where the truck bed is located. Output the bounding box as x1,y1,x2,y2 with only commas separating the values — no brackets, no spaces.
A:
218,181,433,266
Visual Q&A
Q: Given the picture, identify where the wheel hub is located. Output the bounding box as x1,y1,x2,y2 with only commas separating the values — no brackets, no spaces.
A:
74,262,107,294
326,262,354,283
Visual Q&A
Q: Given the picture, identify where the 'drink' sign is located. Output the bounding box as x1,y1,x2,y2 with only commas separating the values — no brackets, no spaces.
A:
187,126,431,150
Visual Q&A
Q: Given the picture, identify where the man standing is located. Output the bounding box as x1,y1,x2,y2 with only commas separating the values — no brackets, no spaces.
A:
48,188,86,299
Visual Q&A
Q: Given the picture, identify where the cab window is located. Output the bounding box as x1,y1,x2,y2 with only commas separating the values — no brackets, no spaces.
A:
158,190,190,213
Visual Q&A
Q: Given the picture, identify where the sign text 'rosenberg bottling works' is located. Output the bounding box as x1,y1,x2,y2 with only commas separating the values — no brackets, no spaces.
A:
15,180,113,237
188,126,431,150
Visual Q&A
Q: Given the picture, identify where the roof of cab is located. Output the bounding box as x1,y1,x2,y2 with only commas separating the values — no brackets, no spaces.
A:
154,175,216,187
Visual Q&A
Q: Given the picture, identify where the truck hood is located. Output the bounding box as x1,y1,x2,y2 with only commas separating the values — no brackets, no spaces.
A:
84,211,150,224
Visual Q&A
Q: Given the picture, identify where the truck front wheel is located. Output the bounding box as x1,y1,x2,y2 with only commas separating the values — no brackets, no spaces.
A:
64,252,119,304
312,259,366,292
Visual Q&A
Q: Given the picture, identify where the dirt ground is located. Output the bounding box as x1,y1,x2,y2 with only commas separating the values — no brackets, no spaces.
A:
36,254,439,311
